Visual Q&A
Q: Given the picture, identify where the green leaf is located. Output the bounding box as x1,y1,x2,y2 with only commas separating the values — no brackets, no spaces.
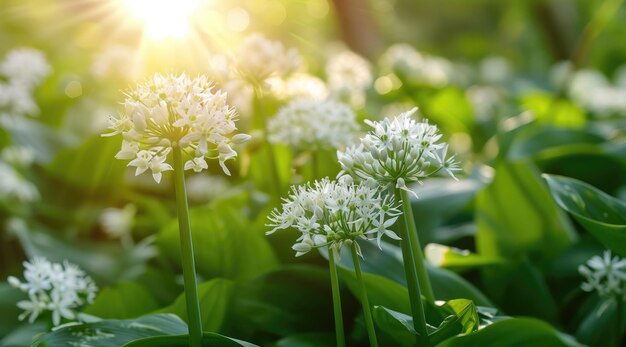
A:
339,267,411,314
33,314,188,347
372,306,416,346
543,174,626,257
83,281,159,319
156,279,233,333
230,265,335,336
157,204,278,281
0,322,47,347
121,332,258,347
424,243,506,272
0,284,27,337
521,91,586,128
508,126,605,161
436,317,584,347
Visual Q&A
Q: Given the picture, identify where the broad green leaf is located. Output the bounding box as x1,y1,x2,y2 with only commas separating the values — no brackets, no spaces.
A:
0,322,47,347
230,265,335,336
372,306,416,346
339,268,411,314
46,135,127,196
425,243,506,272
83,281,159,319
437,317,584,347
575,298,622,347
156,279,233,333
0,284,26,337
33,314,188,347
543,174,626,257
508,126,604,161
121,332,258,347
521,91,585,128
157,204,278,281
320,241,494,307
476,161,576,259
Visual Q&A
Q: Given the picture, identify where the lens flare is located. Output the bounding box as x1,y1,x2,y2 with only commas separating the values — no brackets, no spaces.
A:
119,0,200,40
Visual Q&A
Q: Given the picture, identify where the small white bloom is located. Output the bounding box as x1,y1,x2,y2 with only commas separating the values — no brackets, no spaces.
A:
267,99,360,151
267,178,401,257
0,161,39,203
100,204,137,239
269,73,329,101
337,107,460,194
1,146,35,167
7,257,98,326
579,250,626,299
326,48,372,107
0,48,51,89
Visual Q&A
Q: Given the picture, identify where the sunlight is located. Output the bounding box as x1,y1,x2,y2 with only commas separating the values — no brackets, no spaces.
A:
119,0,201,40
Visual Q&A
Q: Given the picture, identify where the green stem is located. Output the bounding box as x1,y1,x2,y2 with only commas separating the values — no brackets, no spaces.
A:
351,243,378,347
400,189,435,302
328,249,346,347
616,296,623,347
394,189,431,347
253,88,282,197
173,146,203,347
311,150,319,180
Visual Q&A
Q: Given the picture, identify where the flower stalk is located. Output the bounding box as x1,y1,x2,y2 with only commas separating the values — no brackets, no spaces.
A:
400,189,435,302
394,189,431,347
173,146,203,347
351,243,378,347
328,249,346,347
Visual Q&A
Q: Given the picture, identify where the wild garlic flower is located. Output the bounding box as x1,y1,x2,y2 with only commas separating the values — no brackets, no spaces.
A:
268,73,329,101
1,146,35,167
102,73,250,183
7,257,98,326
100,204,137,239
267,178,401,257
337,107,460,194
0,162,39,203
0,48,51,89
230,33,301,85
326,49,372,106
267,99,359,151
579,251,626,299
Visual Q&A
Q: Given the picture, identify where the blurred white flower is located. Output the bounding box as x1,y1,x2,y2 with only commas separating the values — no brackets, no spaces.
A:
378,44,453,88
479,56,512,84
100,204,137,239
102,73,250,182
579,250,626,299
566,68,626,116
337,107,460,194
91,45,141,80
268,73,329,101
467,85,502,121
0,162,39,203
326,49,372,107
230,33,301,85
267,178,401,256
0,82,39,115
267,99,359,151
186,174,232,203
7,257,98,326
0,48,51,89
1,146,35,167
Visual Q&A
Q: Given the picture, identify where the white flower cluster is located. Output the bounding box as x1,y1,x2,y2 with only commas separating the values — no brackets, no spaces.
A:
230,33,301,85
579,250,626,299
103,73,250,183
0,161,39,203
326,49,372,107
7,257,98,326
268,73,329,101
337,107,460,194
267,99,359,151
267,178,401,256
0,48,51,116
378,44,453,88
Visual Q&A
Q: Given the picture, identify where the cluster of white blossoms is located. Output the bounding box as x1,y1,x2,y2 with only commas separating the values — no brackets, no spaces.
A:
325,49,372,107
0,48,51,116
0,161,39,203
100,204,137,239
579,251,626,299
267,99,360,151
268,73,329,101
337,107,460,194
378,44,453,88
102,73,250,183
267,178,401,256
227,33,301,85
7,257,98,326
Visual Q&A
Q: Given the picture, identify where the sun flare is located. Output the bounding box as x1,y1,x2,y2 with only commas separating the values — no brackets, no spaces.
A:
119,0,201,40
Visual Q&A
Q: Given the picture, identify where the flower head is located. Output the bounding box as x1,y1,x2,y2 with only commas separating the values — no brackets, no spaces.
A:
7,257,98,326
337,107,460,194
0,161,39,203
267,178,401,257
269,73,329,101
230,33,301,85
0,48,51,89
267,99,359,151
102,73,250,182
100,204,137,239
579,250,626,299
